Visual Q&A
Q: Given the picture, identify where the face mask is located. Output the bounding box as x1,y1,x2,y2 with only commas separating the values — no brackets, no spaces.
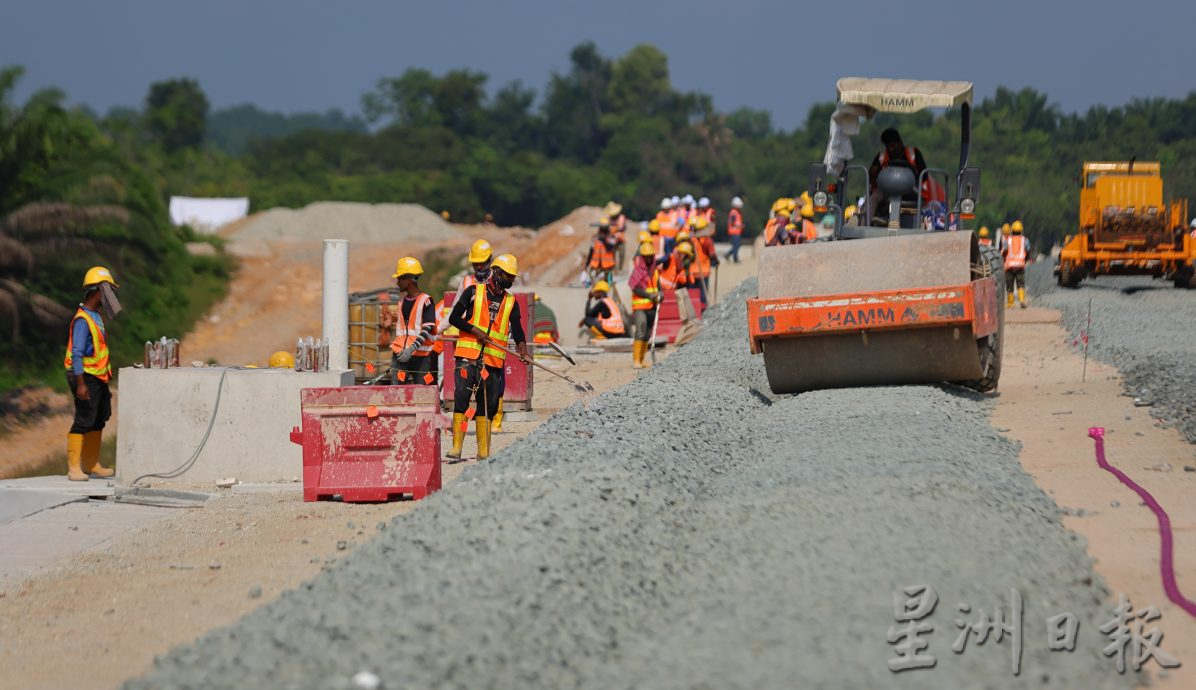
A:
474,265,491,281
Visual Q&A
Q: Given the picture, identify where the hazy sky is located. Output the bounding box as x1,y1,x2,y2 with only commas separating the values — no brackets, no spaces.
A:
3,0,1194,130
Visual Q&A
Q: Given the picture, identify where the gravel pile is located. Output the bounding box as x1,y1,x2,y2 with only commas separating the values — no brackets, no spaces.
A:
235,202,461,244
128,279,1131,690
1029,264,1196,442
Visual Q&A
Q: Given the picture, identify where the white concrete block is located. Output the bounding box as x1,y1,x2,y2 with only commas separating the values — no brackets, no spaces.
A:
116,367,354,485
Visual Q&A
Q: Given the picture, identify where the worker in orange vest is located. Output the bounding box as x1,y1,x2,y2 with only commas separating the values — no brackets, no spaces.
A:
628,241,662,368
725,196,745,263
64,266,121,481
388,256,438,386
445,254,529,460
585,218,619,284
1003,220,1030,308
605,202,627,268
763,200,792,247
977,226,992,246
578,280,626,339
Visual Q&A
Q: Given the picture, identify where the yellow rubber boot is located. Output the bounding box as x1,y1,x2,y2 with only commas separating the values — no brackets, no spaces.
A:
446,413,466,459
82,430,114,478
66,433,87,481
475,418,491,460
1017,287,1027,308
632,341,646,369
492,399,504,433
641,340,652,369
1006,292,1015,308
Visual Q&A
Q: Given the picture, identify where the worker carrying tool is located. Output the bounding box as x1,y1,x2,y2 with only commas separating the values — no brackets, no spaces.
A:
578,280,626,339
585,218,619,284
1003,220,1030,308
446,254,529,460
725,196,745,263
64,266,121,481
389,256,438,385
461,239,494,291
628,241,662,369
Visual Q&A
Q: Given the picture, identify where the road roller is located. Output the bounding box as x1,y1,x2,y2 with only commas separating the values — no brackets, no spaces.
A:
746,78,1004,394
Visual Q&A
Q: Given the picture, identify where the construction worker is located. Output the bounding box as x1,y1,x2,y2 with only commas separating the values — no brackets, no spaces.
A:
794,201,818,243
628,241,662,368
648,219,664,257
578,280,626,339
685,222,719,306
978,226,992,246
585,218,619,284
869,128,943,224
446,254,529,460
725,196,745,263
696,197,715,233
1003,220,1030,308
389,256,438,385
461,239,493,291
64,266,120,481
605,202,627,268
763,203,791,247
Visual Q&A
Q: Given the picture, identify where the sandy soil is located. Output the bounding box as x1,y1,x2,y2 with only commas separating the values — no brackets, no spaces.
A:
994,306,1196,686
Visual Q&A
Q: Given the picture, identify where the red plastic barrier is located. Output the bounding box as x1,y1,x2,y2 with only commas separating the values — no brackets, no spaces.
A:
440,291,533,410
655,287,706,343
290,386,444,503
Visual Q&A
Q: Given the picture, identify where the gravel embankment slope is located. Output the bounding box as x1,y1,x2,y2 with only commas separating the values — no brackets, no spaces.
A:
128,280,1131,690
1029,263,1196,442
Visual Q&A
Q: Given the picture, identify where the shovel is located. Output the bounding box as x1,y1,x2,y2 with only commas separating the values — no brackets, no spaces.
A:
546,340,577,366
490,341,595,394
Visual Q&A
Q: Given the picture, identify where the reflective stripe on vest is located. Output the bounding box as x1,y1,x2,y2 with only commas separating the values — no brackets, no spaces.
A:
63,308,112,382
658,254,691,290
598,297,625,334
393,293,434,356
978,237,992,247
631,267,659,311
728,209,743,235
455,284,515,367
590,238,616,270
1005,235,1028,270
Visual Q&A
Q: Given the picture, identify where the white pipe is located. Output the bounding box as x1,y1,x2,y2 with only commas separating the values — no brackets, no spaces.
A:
322,239,350,371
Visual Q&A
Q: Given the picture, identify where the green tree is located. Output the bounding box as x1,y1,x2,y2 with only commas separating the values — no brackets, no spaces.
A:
143,78,209,152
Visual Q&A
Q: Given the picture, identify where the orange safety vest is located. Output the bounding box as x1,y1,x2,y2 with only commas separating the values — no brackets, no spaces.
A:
978,237,992,247
631,264,659,311
1004,234,1028,270
727,208,743,236
658,252,692,290
63,308,112,382
390,293,434,356
662,210,679,239
763,217,786,246
432,299,448,353
693,236,712,278
613,214,626,242
455,284,516,367
597,297,625,335
801,219,818,243
878,146,946,204
590,237,616,271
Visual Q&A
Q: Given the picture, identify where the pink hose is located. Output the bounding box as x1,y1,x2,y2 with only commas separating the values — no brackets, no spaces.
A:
1089,427,1196,617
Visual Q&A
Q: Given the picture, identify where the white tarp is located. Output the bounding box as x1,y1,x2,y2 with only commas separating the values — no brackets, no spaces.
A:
823,103,872,176
169,196,250,234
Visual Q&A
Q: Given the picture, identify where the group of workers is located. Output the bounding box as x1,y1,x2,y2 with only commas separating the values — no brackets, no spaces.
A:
980,220,1032,308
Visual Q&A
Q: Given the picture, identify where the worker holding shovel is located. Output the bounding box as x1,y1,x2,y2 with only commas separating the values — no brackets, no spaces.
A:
445,254,529,460
628,241,662,369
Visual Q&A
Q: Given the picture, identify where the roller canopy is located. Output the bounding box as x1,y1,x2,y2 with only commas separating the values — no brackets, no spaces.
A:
836,78,974,114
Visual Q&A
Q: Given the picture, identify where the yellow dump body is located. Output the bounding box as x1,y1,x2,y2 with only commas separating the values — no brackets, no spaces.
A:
1057,162,1194,287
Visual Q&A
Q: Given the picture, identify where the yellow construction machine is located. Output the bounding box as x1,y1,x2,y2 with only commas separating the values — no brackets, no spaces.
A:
1055,161,1195,288
746,78,1004,394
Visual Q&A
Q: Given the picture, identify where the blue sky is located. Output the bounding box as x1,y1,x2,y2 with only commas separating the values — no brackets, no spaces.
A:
2,0,1193,130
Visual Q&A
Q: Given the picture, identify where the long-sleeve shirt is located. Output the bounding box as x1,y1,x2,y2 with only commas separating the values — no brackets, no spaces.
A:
71,306,103,376
448,286,525,345
628,257,654,298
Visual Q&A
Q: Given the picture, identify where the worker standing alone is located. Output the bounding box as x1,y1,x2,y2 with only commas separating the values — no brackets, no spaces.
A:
725,196,745,263
446,254,529,460
628,241,662,368
388,256,437,385
64,267,121,481
1003,220,1030,308
585,219,619,285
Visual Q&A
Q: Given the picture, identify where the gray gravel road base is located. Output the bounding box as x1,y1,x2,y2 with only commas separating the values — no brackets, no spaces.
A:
1029,264,1196,443
127,279,1133,690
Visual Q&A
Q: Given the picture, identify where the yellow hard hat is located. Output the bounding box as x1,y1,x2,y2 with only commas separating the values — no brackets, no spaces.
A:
82,266,118,288
771,198,785,213
692,216,708,230
637,230,651,243
638,241,656,256
844,204,857,220
491,253,518,276
978,226,990,237
799,191,811,204
392,256,424,278
269,351,295,368
648,219,661,233
1002,223,1011,233
676,241,694,257
1012,220,1024,233
468,239,493,264
592,280,610,294
676,228,692,243
800,203,814,219
441,210,451,220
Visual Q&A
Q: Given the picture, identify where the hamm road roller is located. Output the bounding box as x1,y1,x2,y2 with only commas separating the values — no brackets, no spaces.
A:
747,78,1004,394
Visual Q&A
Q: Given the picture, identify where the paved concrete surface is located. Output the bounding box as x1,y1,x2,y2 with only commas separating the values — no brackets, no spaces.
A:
0,500,173,585
0,475,115,498
0,489,86,527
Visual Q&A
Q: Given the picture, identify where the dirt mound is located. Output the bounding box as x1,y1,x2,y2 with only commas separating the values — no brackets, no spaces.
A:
232,202,461,244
